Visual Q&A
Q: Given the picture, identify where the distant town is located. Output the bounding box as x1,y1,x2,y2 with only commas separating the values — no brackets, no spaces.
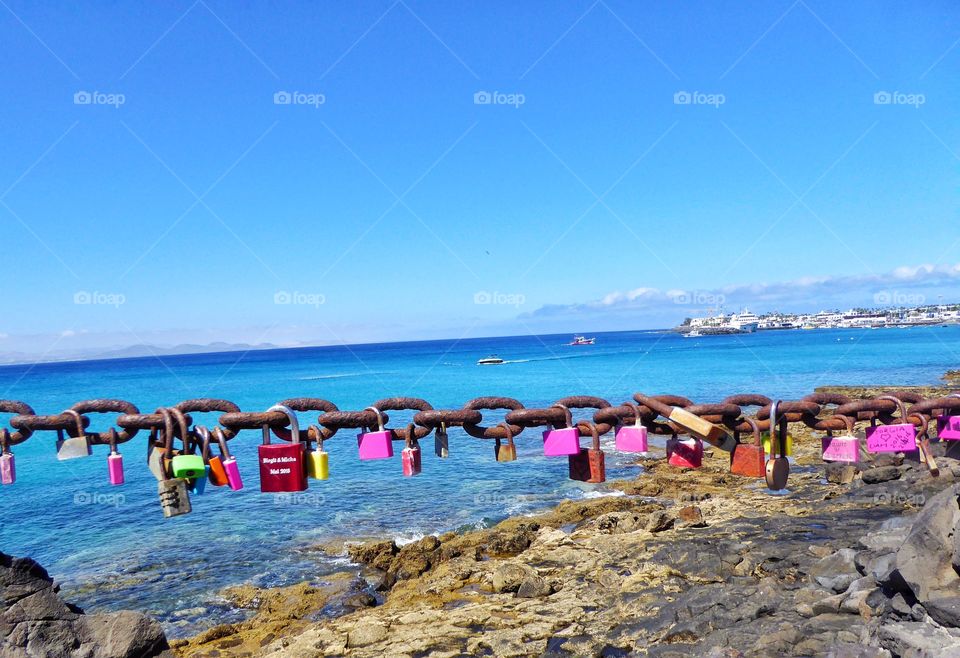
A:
675,303,960,336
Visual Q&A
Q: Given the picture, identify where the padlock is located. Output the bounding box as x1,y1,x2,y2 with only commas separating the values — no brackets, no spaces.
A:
258,405,308,493
0,432,15,485
936,394,960,440
56,409,92,460
667,434,703,468
202,426,228,487
146,427,169,482
730,417,765,478
568,422,605,483
357,406,394,460
614,403,648,453
635,395,735,452
106,429,125,485
543,404,581,456
765,400,790,491
157,477,192,518
214,428,244,490
434,422,449,458
820,415,860,463
494,422,517,463
401,430,422,477
187,427,210,496
167,408,205,479
866,396,918,453
761,432,793,457
305,425,330,480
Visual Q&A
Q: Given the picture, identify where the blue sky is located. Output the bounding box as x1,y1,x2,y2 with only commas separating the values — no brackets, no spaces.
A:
1,0,958,356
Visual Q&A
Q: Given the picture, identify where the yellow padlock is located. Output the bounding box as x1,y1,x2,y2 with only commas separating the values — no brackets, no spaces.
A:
762,432,793,457
307,445,329,480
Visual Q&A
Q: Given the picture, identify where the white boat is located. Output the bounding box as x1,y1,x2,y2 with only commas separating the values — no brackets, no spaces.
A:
683,330,702,338
477,355,504,365
568,336,596,345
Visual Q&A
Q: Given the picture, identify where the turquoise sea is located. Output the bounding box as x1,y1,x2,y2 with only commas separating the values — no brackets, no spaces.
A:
1,326,958,636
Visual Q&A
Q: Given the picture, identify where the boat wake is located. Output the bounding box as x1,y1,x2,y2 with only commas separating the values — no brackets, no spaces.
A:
298,371,395,381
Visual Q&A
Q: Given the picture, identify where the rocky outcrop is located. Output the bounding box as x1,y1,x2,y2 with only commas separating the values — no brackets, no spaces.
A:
0,552,168,658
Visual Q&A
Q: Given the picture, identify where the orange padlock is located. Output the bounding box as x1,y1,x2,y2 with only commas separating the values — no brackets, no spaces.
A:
730,417,765,478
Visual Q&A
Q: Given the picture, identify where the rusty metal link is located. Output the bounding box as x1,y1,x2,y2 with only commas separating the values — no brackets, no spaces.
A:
461,397,524,439
721,394,772,432
593,402,641,426
554,396,613,435
0,401,36,445
319,409,389,431
505,406,568,429
413,409,483,429
219,410,289,431
369,398,433,441
11,412,89,433
175,399,242,439
684,403,743,428
800,392,853,432
756,400,821,424
66,399,141,444
273,398,339,441
908,396,960,416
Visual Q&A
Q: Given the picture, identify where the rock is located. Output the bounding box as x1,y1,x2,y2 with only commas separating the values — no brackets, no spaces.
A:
516,575,551,598
812,592,847,615
0,552,168,658
896,485,960,601
346,621,389,647
491,563,535,593
348,539,399,572
925,594,960,628
873,454,905,468
646,511,674,533
676,506,707,528
862,467,901,484
596,511,646,534
811,549,859,593
826,463,861,485
878,620,960,656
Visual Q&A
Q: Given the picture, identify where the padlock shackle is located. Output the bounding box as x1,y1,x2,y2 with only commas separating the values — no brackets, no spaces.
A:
62,409,85,438
549,403,573,429
403,423,418,450
576,421,601,451
194,426,212,460
169,408,193,454
363,406,385,432
265,405,300,444
157,408,175,479
877,395,909,423
213,427,232,460
742,416,762,447
107,428,119,454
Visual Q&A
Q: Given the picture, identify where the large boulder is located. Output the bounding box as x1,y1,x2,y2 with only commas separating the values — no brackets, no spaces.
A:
895,485,960,601
0,552,167,658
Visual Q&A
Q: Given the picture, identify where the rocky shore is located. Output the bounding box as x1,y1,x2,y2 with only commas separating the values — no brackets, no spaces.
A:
5,416,960,657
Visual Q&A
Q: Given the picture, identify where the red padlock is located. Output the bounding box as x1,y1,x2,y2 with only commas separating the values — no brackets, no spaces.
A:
568,422,605,483
258,405,307,493
730,417,765,478
667,434,703,468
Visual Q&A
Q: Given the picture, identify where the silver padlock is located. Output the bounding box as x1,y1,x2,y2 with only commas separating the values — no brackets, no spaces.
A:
56,410,92,461
157,478,192,518
434,422,449,458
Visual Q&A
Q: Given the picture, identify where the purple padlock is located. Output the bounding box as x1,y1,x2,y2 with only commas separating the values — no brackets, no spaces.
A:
0,451,14,485
542,404,581,456
358,406,394,460
937,416,960,441
821,435,860,463
107,430,124,485
865,396,917,454
615,405,648,453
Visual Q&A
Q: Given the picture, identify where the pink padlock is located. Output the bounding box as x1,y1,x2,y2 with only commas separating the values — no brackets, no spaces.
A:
107,430,125,485
0,442,14,485
938,415,960,441
615,404,648,453
358,407,394,460
821,416,859,463
401,436,422,477
865,396,917,453
542,404,581,456
215,428,244,490
667,436,703,468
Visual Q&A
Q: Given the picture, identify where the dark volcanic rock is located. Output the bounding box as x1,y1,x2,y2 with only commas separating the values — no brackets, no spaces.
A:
862,466,902,485
0,552,167,658
895,485,960,601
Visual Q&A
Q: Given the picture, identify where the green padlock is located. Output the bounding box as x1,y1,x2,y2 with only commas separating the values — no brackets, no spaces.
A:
163,407,206,479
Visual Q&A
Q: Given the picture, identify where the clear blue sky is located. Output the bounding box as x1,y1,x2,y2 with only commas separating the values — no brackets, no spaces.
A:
1,0,958,356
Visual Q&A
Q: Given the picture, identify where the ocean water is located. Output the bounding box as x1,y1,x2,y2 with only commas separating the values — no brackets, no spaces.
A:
0,326,958,636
